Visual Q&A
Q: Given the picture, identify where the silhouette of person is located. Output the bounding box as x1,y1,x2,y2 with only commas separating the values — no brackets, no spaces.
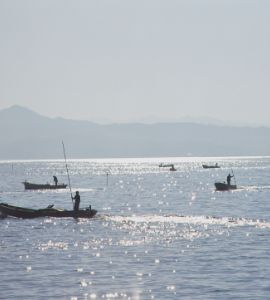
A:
53,176,58,186
170,164,176,171
227,173,234,185
73,191,80,211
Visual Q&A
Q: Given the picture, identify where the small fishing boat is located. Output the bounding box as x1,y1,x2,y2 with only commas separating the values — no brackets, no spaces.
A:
0,203,97,219
159,163,172,168
159,163,176,171
23,181,67,190
215,182,237,191
202,164,220,169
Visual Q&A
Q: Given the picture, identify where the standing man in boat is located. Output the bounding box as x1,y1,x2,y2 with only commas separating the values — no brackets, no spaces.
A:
53,176,58,186
227,173,234,186
73,191,80,211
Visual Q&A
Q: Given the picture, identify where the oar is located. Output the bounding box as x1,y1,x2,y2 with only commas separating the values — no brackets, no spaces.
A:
62,141,73,203
231,168,237,186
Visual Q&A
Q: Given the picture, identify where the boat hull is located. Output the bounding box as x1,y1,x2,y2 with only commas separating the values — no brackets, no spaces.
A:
215,182,237,191
23,181,67,190
159,163,177,171
202,165,220,169
0,203,97,219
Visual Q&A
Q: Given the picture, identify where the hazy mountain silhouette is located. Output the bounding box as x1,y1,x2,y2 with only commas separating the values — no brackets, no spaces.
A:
0,105,269,159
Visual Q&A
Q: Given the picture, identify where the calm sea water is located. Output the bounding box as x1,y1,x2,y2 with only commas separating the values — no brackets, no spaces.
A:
1,156,270,300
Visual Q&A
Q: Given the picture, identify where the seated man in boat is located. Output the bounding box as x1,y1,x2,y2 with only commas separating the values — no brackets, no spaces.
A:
73,191,80,211
170,164,176,171
53,176,58,186
227,173,234,186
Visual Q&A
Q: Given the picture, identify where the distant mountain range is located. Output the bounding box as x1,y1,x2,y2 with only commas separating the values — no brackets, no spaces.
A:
0,105,269,159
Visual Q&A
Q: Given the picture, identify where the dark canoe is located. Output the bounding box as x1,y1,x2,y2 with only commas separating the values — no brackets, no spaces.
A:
159,163,173,168
202,164,220,169
159,163,177,171
23,181,67,190
0,203,97,219
215,182,237,191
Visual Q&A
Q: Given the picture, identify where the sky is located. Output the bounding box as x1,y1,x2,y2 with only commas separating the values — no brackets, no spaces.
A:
0,0,270,125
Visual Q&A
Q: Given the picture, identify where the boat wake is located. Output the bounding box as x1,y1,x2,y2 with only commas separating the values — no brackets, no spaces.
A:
74,187,105,192
243,185,270,191
0,187,104,195
18,213,270,250
93,214,270,246
103,214,270,229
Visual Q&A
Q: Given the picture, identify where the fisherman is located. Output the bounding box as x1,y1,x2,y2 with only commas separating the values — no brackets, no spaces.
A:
170,164,176,171
73,191,80,211
53,176,58,186
227,173,234,186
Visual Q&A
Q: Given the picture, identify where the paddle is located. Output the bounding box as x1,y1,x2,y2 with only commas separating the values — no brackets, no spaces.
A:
62,141,73,203
231,168,237,186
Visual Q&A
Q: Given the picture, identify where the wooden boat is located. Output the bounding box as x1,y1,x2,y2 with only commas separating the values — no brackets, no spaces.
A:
202,164,220,169
23,181,67,190
159,163,176,171
0,203,97,219
159,163,172,168
215,182,237,191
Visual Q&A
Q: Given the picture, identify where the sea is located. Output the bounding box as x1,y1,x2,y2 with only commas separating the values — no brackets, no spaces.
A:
0,156,270,300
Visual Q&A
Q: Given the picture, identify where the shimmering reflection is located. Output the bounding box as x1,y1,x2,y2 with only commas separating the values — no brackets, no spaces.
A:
1,157,270,299
102,214,270,246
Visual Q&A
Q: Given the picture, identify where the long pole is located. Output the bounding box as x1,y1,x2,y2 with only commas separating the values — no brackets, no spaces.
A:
62,141,73,202
231,168,237,186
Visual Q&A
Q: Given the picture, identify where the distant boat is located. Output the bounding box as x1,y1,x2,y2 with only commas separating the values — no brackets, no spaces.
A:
202,164,220,169
159,163,172,168
215,182,237,191
0,203,97,219
159,163,176,171
23,181,67,190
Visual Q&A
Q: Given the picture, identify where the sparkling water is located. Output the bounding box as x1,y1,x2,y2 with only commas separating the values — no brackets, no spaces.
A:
1,156,270,299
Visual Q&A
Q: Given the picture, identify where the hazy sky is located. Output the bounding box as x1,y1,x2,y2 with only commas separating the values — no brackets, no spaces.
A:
1,0,270,125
